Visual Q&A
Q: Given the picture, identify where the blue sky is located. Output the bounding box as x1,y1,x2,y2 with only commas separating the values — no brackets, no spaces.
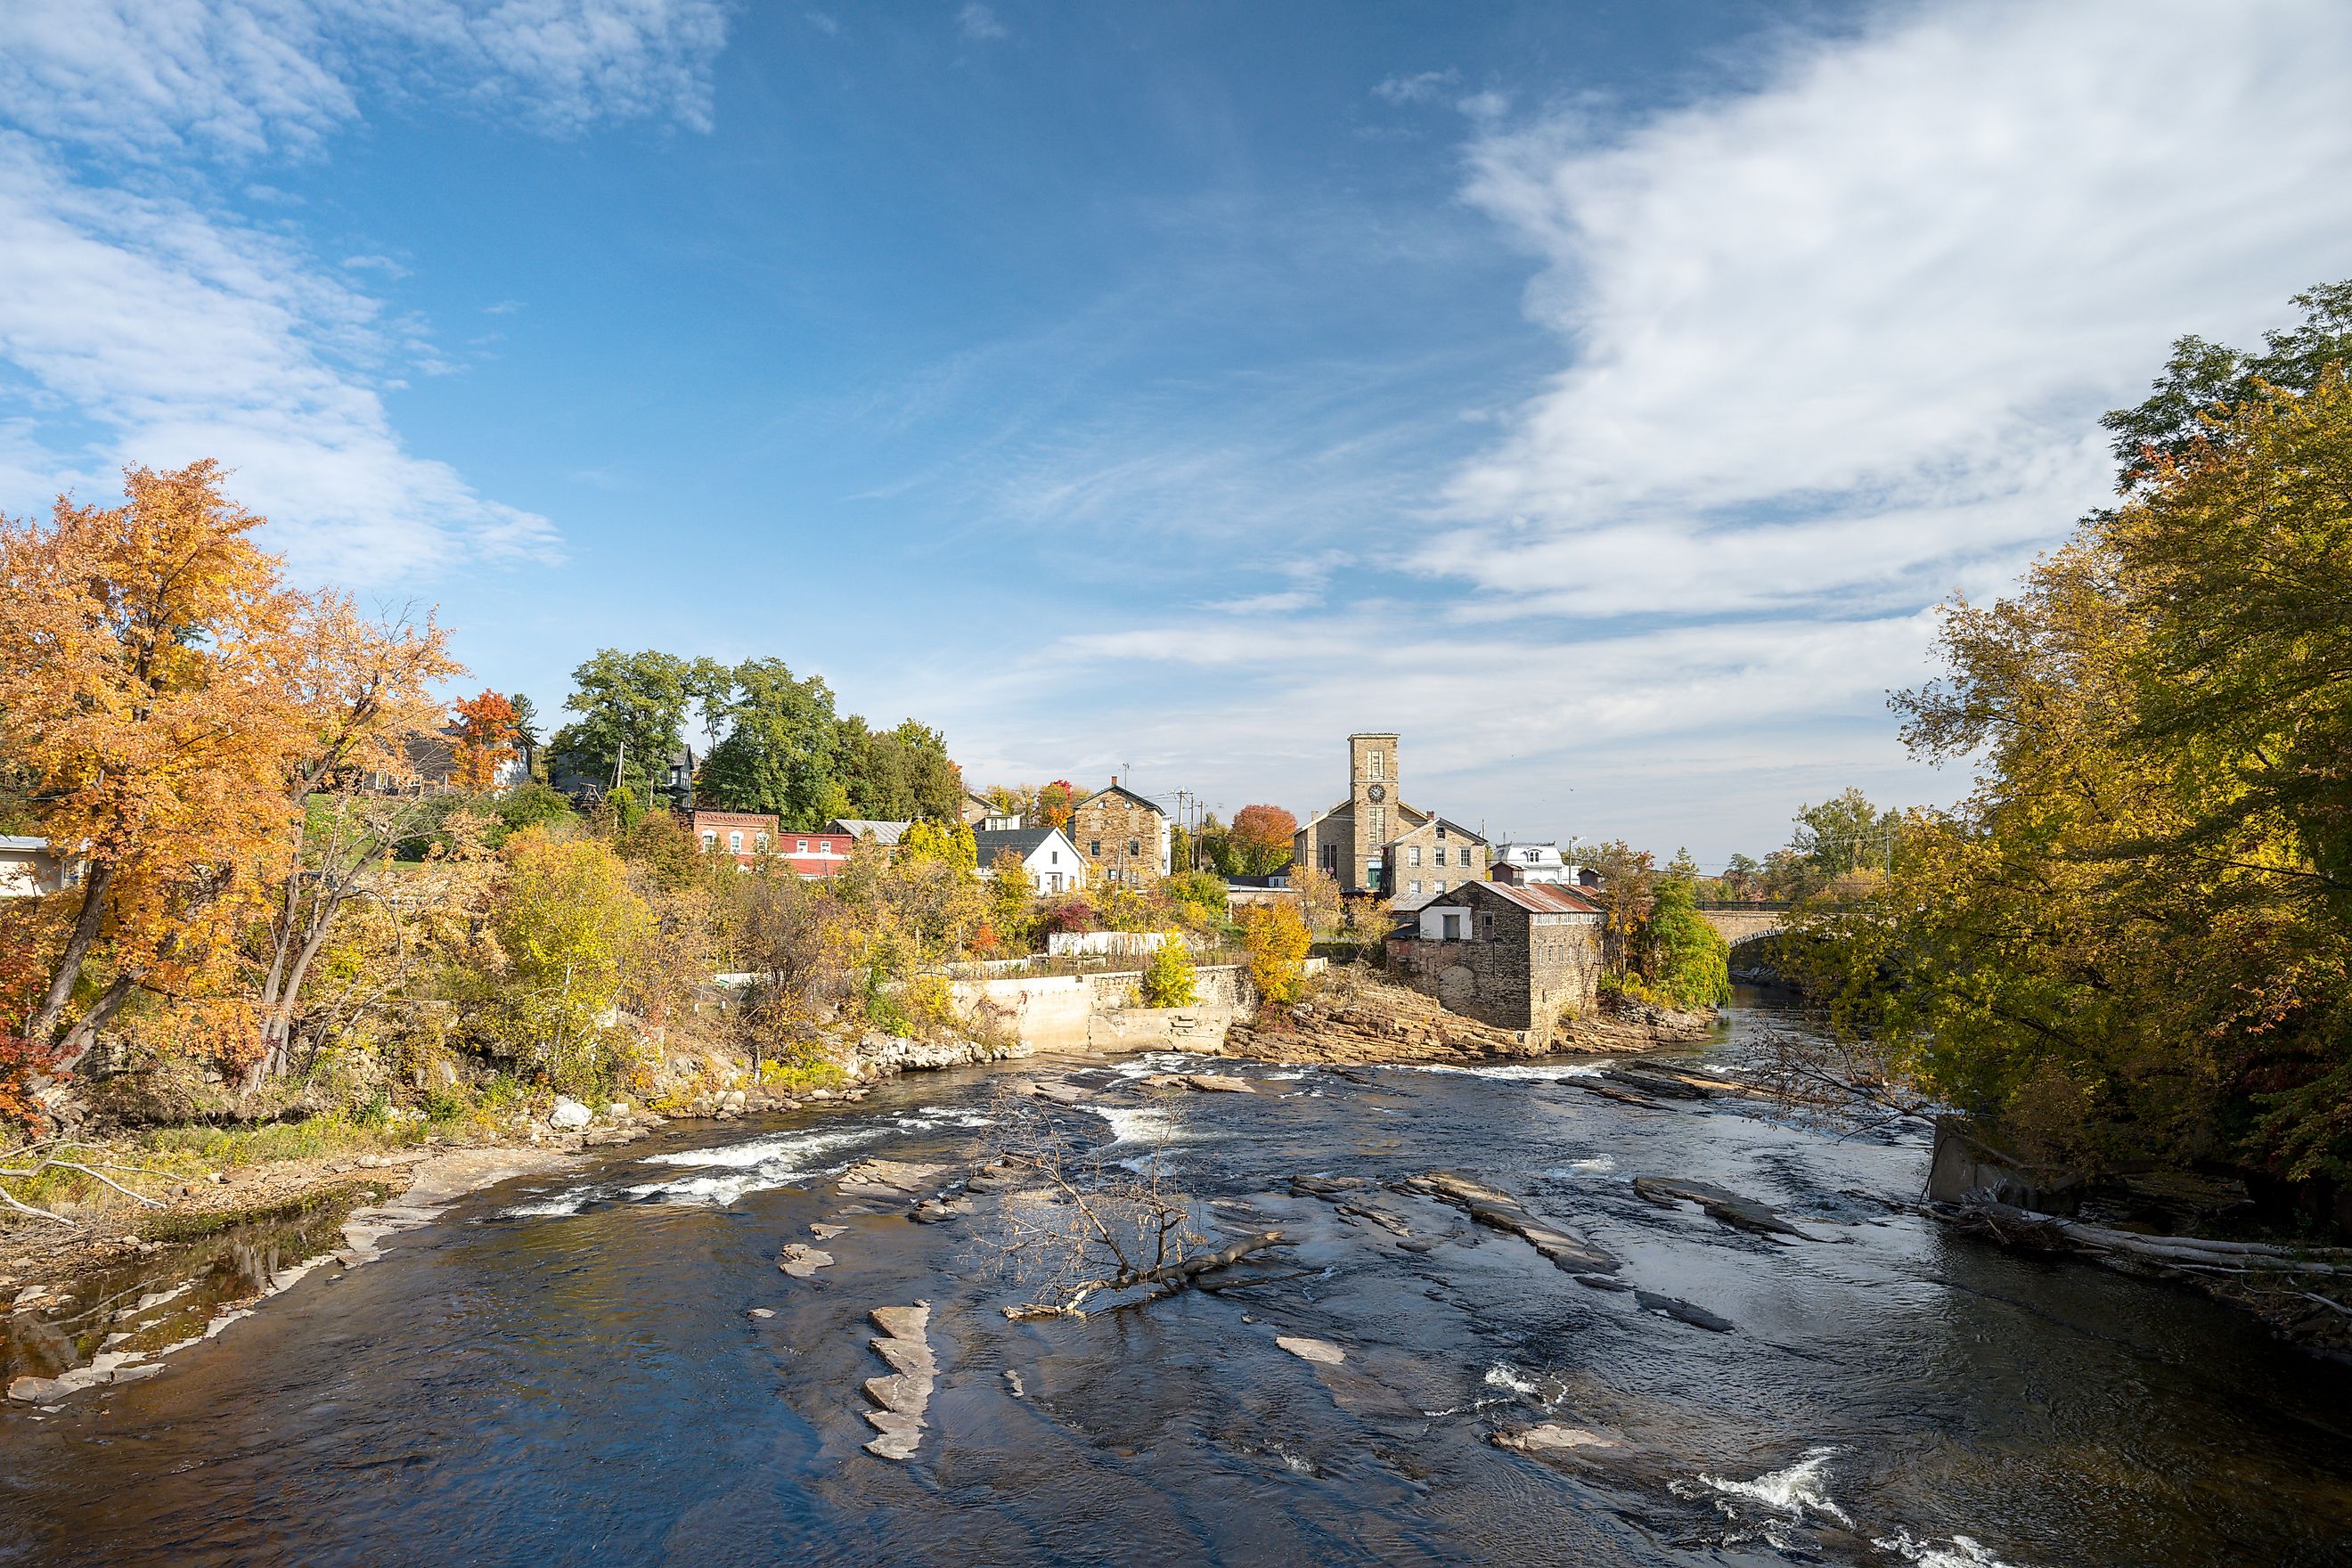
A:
4,1,2351,864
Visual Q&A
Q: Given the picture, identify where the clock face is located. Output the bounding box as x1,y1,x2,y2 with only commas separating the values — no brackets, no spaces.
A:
1366,783,1386,803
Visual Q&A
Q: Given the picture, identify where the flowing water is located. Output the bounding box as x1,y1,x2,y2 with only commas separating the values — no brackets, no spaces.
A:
4,994,2350,1566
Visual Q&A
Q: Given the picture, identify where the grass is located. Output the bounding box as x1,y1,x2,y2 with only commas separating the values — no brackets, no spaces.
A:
2,1085,538,1229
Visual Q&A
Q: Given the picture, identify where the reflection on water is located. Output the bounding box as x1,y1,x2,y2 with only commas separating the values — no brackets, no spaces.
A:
4,999,2350,1567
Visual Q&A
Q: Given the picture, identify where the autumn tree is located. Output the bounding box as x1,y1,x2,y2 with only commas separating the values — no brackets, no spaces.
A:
1240,902,1311,1006
471,828,653,1090
1139,933,1198,1008
1288,864,1342,935
1035,780,1079,831
1228,804,1298,875
1797,283,2352,1183
451,689,520,793
0,462,456,1077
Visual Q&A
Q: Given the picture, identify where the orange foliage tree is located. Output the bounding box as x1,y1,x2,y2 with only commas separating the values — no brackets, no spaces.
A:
1229,804,1299,875
0,461,457,1081
451,690,520,793
1036,780,1078,830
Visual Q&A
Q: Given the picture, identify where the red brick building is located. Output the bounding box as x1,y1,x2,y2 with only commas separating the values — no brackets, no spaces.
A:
685,810,776,868
681,810,856,876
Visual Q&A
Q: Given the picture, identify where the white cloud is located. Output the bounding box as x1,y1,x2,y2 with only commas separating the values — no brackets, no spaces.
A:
1437,0,2352,625
957,4,1006,43
805,10,841,37
949,0,2352,860
0,135,559,577
1374,68,1458,105
0,0,731,581
0,0,732,157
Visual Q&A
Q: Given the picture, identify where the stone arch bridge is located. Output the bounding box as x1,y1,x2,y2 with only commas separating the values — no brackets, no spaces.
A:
1693,902,1792,949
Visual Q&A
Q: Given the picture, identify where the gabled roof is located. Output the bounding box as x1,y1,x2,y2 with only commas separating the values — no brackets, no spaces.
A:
1411,814,1486,845
974,825,1072,863
1072,782,1169,818
827,818,910,845
1458,880,1602,915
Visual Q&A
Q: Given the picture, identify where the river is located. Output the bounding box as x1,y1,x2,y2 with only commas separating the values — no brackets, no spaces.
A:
4,993,2349,1566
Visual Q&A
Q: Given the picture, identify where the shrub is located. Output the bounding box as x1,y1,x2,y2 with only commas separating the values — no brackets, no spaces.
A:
1139,933,1198,1008
1240,902,1311,1006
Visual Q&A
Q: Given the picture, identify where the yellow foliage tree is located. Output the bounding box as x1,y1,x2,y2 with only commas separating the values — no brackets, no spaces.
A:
1240,902,1311,1006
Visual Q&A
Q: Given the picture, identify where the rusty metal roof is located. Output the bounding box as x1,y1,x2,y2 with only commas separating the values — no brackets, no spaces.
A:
1456,880,1602,915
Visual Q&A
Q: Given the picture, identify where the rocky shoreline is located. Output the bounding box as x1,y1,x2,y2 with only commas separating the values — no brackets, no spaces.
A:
1223,976,1715,1066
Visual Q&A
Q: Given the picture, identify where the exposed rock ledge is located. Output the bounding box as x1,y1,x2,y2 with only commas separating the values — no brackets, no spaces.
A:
1223,976,1713,1067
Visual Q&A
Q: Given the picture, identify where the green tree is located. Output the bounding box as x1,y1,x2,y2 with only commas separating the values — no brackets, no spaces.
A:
697,657,850,827
548,649,694,804
508,692,543,777
1646,872,1730,1009
841,717,963,822
476,828,654,1091
1792,788,1897,880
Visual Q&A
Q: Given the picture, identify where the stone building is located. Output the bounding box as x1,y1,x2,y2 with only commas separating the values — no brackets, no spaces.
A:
1388,880,1604,1041
1067,780,1172,886
1291,733,1489,907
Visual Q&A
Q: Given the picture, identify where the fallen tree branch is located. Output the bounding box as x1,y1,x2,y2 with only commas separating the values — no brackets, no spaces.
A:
0,1187,71,1224
1947,1198,2348,1275
1004,1230,1295,1320
0,1159,167,1209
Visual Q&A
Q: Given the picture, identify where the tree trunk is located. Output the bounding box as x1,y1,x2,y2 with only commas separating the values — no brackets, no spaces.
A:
53,974,136,1074
26,862,114,1046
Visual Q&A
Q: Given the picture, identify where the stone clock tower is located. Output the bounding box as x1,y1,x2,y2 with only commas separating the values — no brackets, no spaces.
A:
1348,732,1397,892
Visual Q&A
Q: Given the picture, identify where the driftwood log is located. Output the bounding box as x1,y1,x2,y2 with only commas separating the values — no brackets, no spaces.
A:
1951,1198,2352,1277
1002,1230,1296,1320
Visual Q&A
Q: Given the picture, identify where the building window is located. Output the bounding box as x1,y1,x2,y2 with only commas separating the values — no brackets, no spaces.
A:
700,831,716,850
1408,846,1421,867
729,831,743,853
1409,880,1422,895
1459,846,1473,867
1128,839,1139,856
1434,879,1445,893
1090,839,1102,857
1368,749,1384,780
756,834,770,852
1051,850,1059,864
1370,806,1385,840
1321,845,1338,871
1436,821,1447,839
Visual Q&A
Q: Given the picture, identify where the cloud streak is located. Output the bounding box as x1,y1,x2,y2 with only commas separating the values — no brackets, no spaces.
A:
0,0,731,579
973,0,2352,858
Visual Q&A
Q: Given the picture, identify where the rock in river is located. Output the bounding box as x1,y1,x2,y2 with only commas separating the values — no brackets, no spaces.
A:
1400,1172,1618,1274
1492,1424,1621,1458
548,1096,593,1131
1632,1175,1809,1238
1275,1335,1346,1366
777,1244,836,1278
